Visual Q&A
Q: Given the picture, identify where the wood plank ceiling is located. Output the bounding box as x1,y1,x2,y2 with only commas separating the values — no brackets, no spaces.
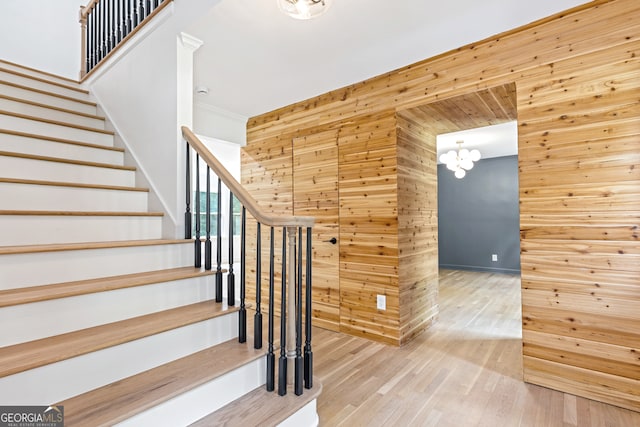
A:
399,83,517,134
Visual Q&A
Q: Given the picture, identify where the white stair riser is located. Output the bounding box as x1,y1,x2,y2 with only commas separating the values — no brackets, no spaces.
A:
0,315,239,405
0,243,194,290
0,156,135,186
277,401,319,427
0,70,91,102
0,113,112,146
117,357,265,427
0,182,148,212
0,276,215,347
0,63,83,89
0,82,96,115
0,132,124,164
0,97,105,129
0,215,163,245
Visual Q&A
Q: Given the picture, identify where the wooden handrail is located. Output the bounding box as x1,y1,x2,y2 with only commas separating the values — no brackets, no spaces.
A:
80,0,100,19
181,127,315,228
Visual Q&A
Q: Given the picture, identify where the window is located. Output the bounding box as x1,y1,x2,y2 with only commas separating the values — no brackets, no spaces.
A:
192,191,241,236
193,191,217,236
232,195,241,234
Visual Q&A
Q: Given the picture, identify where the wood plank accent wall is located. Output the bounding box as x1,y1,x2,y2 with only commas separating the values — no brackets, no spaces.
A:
293,130,341,331
395,113,439,344
241,136,291,314
242,0,640,410
338,111,400,344
517,26,640,411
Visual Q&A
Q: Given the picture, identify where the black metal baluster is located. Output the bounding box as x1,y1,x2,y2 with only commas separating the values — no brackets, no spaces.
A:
101,1,107,61
266,226,275,391
304,227,313,389
204,167,212,270
145,0,151,18
295,227,303,396
90,8,96,69
153,0,159,8
215,179,223,302
254,223,262,349
95,4,100,65
96,2,102,62
133,0,139,27
227,192,235,306
126,0,132,36
110,0,116,53
184,143,191,239
238,206,247,343
194,154,201,268
117,0,123,43
138,0,144,24
85,10,91,73
278,227,287,396
105,0,110,53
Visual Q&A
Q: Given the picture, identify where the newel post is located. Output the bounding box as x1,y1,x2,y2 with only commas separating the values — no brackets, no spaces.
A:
79,5,88,79
286,226,297,384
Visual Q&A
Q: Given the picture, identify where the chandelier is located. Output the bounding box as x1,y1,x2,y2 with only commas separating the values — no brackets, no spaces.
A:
439,140,481,179
277,0,332,20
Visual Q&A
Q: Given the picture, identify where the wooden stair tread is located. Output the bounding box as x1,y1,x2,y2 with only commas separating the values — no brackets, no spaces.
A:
0,67,88,94
0,150,135,170
0,128,124,152
191,380,323,427
0,94,105,120
0,210,163,217
0,109,113,135
0,59,80,86
0,177,148,192
0,239,190,255
0,266,215,308
0,300,238,378
0,80,96,106
59,339,264,426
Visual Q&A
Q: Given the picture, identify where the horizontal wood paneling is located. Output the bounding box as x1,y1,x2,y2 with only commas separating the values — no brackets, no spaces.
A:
518,26,640,410
396,113,439,344
293,130,340,331
243,0,640,410
522,304,640,349
338,111,400,343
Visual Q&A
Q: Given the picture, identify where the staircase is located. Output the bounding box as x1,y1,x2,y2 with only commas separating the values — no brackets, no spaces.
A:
0,60,320,426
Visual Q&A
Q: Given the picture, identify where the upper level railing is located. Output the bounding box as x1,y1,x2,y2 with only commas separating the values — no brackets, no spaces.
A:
182,127,316,396
79,0,173,78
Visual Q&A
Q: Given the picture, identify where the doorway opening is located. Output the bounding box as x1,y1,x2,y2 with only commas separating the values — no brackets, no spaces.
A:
397,82,522,354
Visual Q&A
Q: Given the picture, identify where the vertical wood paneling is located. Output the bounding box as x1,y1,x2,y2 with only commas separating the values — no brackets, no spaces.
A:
242,0,640,410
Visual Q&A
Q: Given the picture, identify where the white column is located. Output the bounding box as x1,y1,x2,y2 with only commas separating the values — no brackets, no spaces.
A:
176,32,204,238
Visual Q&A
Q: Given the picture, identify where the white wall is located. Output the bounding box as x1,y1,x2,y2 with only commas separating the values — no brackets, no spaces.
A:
87,0,220,238
0,0,81,79
194,102,247,146
199,136,241,181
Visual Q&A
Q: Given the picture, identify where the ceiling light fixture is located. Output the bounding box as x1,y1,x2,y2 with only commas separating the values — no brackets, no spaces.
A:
277,0,332,20
439,140,481,179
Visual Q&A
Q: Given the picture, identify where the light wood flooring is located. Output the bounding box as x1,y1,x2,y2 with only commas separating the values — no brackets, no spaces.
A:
313,269,640,427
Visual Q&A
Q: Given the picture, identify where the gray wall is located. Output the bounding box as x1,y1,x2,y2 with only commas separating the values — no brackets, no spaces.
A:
438,155,520,274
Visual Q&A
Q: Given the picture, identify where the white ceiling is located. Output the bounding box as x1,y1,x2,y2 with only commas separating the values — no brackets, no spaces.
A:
187,0,587,119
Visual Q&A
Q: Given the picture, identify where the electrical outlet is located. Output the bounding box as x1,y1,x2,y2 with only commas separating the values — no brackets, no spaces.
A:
377,294,386,310
492,254,498,262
